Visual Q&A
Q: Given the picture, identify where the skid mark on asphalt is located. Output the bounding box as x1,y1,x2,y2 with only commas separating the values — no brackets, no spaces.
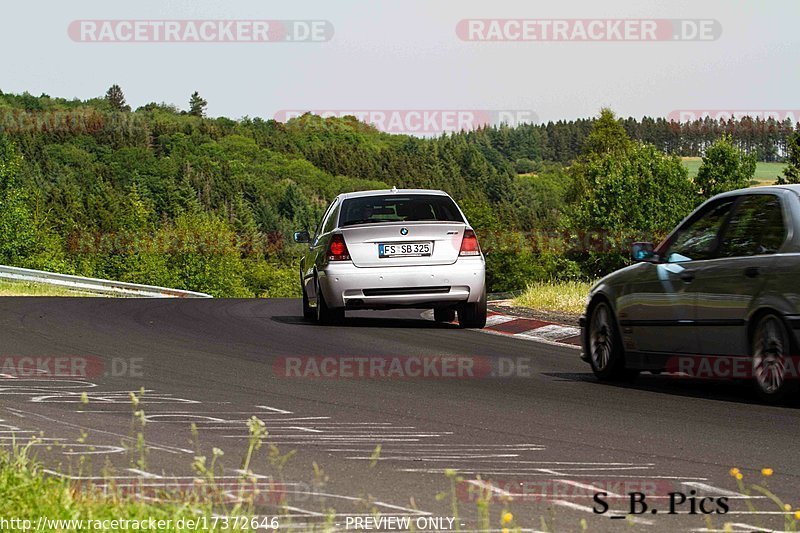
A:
0,375,441,525
331,440,780,528
2,375,783,530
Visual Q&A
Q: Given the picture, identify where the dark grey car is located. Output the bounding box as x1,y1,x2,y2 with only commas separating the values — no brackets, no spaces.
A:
580,185,800,402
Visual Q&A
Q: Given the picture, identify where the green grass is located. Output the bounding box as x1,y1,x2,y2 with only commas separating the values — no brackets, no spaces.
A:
0,279,96,297
512,280,592,315
0,443,229,532
681,157,787,186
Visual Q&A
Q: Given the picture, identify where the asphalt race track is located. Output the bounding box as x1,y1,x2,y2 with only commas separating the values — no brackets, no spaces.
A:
1,297,798,532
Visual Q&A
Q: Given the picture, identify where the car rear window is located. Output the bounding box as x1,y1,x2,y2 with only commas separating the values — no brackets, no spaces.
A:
339,194,464,227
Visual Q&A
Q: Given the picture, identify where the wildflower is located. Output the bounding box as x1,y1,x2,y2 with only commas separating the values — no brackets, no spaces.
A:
729,467,740,477
794,510,800,520
761,468,773,477
736,472,743,480
502,512,513,524
502,529,509,533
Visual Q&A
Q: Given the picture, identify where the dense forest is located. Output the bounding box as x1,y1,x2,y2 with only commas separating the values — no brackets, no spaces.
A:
0,88,798,296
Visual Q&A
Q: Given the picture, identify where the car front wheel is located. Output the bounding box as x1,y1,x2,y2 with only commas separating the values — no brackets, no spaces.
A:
588,301,637,381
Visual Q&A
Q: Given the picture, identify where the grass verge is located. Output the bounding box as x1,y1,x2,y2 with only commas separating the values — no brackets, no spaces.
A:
0,279,95,297
512,280,591,315
0,443,224,531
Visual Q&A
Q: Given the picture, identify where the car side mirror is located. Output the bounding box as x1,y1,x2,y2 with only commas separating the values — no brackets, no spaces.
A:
631,242,657,262
293,230,311,244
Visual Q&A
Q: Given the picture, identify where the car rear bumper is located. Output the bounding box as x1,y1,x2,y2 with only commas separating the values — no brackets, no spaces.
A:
318,259,485,309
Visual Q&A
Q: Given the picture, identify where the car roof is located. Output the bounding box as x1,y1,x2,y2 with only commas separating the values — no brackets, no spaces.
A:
338,188,450,200
712,184,800,199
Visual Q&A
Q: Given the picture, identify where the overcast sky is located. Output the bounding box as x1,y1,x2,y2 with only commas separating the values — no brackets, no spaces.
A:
2,0,797,124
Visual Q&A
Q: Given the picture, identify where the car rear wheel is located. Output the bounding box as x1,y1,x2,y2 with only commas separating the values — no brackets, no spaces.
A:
301,273,314,320
315,277,344,326
751,313,796,403
588,301,637,381
458,289,487,329
434,308,456,323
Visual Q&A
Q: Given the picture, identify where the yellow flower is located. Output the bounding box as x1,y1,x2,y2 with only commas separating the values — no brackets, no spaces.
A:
729,467,740,477
502,529,509,533
784,504,792,511
736,473,743,480
795,510,800,520
502,512,513,524
761,468,773,477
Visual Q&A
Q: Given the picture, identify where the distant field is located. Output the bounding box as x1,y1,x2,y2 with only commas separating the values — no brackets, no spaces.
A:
681,157,787,186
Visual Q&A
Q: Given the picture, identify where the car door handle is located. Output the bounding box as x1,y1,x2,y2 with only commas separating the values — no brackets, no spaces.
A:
679,271,695,283
744,266,761,278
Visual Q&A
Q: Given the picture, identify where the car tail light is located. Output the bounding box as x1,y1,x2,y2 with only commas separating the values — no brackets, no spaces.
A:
328,234,351,261
459,229,481,256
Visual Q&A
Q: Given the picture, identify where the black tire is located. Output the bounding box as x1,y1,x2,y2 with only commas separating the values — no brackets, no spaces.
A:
751,313,797,404
315,278,344,326
587,301,638,381
301,273,314,320
434,308,456,323
458,289,487,329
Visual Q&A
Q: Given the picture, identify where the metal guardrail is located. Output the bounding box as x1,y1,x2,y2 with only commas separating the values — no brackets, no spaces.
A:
0,265,212,298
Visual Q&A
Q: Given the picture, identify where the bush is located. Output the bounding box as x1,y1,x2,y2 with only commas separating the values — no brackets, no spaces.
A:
514,158,540,174
486,247,581,293
244,261,301,298
696,135,757,197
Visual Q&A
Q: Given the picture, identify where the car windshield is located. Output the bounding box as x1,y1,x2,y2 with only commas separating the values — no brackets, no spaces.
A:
339,194,464,227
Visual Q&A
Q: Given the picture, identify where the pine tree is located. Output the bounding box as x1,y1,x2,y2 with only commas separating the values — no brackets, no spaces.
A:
188,91,208,117
778,131,800,184
105,84,130,112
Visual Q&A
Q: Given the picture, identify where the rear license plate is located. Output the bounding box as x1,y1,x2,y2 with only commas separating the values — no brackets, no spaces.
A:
379,242,432,258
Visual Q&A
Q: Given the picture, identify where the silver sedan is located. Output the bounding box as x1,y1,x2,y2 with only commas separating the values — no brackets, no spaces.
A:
294,189,487,327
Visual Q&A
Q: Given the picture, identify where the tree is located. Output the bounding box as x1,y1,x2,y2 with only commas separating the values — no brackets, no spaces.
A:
582,108,631,156
188,91,208,117
568,112,697,274
0,137,38,264
514,158,539,174
695,135,756,198
105,84,130,112
778,131,800,184
572,142,696,236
